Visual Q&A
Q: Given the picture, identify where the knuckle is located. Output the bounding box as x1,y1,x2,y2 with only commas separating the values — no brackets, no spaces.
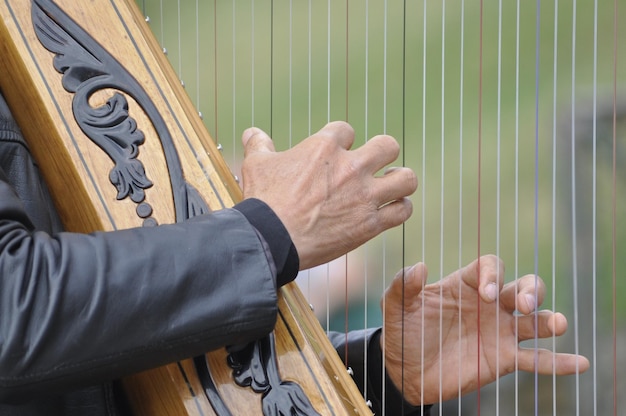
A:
365,213,384,237
350,205,380,237
317,121,354,144
351,184,375,210
328,120,355,136
346,154,366,174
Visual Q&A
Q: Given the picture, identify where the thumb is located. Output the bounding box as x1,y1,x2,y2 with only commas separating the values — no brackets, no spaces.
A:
241,127,276,156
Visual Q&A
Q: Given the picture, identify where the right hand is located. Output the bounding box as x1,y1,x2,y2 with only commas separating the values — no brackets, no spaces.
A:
240,121,417,270
381,255,590,405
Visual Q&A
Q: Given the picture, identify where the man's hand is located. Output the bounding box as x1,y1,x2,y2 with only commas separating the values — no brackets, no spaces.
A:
240,122,417,270
381,255,590,405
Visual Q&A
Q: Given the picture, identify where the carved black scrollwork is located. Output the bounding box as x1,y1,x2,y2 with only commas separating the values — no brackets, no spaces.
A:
31,0,210,226
31,1,315,414
228,334,321,416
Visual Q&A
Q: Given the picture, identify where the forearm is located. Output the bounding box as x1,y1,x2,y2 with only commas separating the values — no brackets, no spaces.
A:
0,197,286,402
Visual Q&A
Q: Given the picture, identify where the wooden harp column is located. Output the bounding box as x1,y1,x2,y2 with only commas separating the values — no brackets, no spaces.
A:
0,0,371,414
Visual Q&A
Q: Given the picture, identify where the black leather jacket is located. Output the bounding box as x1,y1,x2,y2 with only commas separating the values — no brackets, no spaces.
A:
0,93,424,415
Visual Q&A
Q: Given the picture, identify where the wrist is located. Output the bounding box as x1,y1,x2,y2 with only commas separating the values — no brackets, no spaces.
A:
234,198,299,287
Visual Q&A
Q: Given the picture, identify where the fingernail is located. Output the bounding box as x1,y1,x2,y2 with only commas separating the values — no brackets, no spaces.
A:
485,283,497,301
525,294,536,311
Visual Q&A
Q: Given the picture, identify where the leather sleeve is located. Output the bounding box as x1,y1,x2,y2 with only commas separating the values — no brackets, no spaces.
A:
0,173,284,402
328,329,431,416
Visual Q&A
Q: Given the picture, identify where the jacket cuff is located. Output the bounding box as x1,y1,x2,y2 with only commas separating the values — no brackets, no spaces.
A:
233,198,299,287
367,329,431,416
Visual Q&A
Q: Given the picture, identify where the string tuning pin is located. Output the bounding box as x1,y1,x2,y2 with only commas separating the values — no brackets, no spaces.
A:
180,80,185,88
162,47,168,55
233,175,240,184
346,367,354,376
198,111,203,119
216,143,223,151
365,400,372,408
145,16,150,23
309,303,314,312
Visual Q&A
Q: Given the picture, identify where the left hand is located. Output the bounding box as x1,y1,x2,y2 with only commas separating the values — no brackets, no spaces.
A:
381,254,590,405
240,123,417,270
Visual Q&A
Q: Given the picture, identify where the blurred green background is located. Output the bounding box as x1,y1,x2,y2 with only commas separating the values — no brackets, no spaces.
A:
135,1,625,414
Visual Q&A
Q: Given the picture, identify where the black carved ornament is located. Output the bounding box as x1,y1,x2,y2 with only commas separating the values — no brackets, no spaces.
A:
30,0,319,414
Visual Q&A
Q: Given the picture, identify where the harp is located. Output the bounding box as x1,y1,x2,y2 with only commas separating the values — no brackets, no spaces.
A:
1,0,624,415
0,0,369,415
134,1,626,415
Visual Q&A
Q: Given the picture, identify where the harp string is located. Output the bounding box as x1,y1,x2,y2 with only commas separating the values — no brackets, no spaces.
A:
550,1,559,415
402,0,408,412
135,1,624,415
344,0,350,372
569,2,582,414
591,0,598,413
211,0,216,140
477,0,484,410
533,0,541,414
195,0,200,115
381,1,388,411
514,0,521,412
458,1,467,414
495,0,503,410
421,1,428,413
363,0,370,405
612,2,619,415
439,0,447,412
231,0,237,169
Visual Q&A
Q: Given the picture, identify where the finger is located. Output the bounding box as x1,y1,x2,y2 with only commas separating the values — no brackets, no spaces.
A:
315,121,355,150
500,274,546,314
516,311,568,341
459,255,504,303
376,197,414,230
517,348,590,376
353,134,401,173
241,127,276,156
373,167,418,207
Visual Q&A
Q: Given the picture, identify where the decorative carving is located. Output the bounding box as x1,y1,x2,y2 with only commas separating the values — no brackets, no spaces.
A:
31,1,316,414
31,0,210,224
228,334,321,416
